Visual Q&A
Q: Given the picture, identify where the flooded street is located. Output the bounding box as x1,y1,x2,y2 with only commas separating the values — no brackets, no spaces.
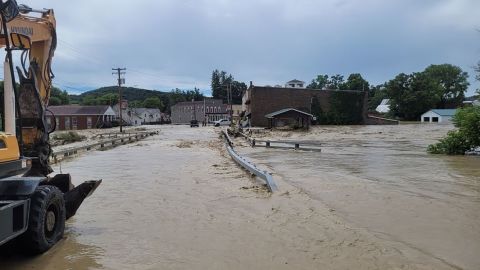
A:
238,124,480,270
0,125,475,269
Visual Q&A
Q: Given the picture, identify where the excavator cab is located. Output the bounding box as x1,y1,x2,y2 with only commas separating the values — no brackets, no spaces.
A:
0,0,101,254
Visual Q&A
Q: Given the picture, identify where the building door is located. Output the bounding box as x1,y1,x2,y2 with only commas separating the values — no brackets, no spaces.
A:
65,117,71,130
87,117,92,129
72,117,78,130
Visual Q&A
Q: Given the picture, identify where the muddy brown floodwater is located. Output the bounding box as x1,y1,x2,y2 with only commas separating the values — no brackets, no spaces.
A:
0,125,476,269
238,124,480,270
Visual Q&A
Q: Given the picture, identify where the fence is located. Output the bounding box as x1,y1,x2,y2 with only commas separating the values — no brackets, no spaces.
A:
51,131,159,163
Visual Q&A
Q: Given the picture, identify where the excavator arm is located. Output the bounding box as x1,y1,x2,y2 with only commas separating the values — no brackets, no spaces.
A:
0,2,56,175
0,1,100,253
0,5,56,105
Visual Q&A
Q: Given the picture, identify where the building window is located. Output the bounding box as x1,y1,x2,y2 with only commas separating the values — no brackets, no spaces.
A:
65,117,71,130
432,117,439,122
56,117,60,129
87,117,92,129
423,117,429,122
72,117,78,130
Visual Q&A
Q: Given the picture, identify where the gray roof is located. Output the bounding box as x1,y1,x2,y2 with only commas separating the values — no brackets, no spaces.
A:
48,105,112,116
265,108,313,118
428,109,457,116
286,79,305,84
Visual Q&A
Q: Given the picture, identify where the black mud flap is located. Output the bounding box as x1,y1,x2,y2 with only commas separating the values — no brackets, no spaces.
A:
42,174,101,220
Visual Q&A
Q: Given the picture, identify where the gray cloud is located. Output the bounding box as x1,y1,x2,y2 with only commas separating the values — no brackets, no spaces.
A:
16,0,480,95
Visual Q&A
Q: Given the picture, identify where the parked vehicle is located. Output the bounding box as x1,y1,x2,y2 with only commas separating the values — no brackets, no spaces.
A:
214,119,231,127
190,120,199,127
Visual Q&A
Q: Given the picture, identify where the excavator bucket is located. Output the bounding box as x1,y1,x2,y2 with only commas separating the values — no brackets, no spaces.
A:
43,174,101,219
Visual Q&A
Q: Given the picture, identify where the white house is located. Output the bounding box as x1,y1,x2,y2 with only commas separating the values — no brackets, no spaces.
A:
421,109,456,124
285,79,305,88
135,108,161,124
375,99,390,113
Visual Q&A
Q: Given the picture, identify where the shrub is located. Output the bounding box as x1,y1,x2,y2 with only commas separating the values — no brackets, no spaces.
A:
427,130,471,155
428,106,480,155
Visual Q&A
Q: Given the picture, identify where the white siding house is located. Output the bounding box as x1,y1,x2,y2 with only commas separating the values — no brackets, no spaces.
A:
421,109,456,124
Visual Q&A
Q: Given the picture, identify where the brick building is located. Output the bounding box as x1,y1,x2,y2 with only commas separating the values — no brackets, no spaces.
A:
171,99,229,124
242,85,368,127
47,105,116,130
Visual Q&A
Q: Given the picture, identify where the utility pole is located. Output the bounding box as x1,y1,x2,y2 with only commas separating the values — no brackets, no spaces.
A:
203,97,206,126
228,83,233,122
112,68,126,132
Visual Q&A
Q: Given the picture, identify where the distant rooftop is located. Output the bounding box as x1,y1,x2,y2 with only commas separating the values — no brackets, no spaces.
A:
286,79,305,84
48,105,112,115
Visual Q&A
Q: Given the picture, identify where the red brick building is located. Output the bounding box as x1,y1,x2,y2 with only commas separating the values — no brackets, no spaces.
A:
47,105,116,131
242,85,368,127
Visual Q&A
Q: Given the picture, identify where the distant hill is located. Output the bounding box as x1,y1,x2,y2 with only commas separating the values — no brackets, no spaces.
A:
69,86,168,104
69,86,205,113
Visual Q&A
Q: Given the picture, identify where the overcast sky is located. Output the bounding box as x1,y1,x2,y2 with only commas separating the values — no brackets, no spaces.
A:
11,0,480,96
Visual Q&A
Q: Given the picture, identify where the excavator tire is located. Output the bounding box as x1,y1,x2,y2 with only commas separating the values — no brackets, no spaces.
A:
21,185,66,254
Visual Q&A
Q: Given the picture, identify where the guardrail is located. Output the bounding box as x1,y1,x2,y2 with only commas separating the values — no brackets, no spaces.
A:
240,132,322,152
222,130,278,192
51,131,159,163
93,130,150,139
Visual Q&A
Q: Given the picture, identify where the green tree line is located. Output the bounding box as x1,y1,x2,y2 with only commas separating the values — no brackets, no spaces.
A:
308,64,473,121
76,87,204,113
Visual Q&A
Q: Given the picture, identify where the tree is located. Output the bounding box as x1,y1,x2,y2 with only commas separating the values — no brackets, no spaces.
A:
97,93,118,105
368,84,387,112
48,96,62,106
143,96,164,110
169,88,187,106
307,74,328,89
428,106,480,155
211,69,245,104
326,74,344,89
230,81,247,104
49,86,70,105
81,95,99,105
129,100,143,108
475,61,480,94
386,72,441,120
341,73,370,91
422,64,469,108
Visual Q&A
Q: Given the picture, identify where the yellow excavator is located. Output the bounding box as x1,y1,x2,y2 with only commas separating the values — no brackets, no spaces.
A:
0,0,100,253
